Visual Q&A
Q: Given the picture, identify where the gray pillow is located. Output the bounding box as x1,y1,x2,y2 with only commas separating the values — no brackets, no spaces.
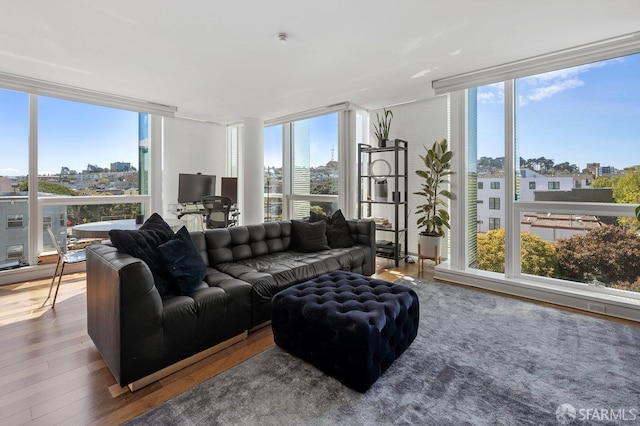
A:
291,220,330,252
310,209,355,248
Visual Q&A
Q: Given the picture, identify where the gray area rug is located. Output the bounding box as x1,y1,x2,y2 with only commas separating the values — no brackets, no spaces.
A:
127,278,640,425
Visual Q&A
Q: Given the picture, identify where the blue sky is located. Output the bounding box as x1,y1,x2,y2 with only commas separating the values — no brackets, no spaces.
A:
477,53,640,170
1,53,637,177
0,93,139,176
264,112,338,168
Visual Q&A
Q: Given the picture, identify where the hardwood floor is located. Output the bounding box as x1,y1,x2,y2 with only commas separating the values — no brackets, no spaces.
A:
0,260,429,425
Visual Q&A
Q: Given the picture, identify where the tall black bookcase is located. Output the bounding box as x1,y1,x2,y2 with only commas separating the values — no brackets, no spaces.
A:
357,140,408,266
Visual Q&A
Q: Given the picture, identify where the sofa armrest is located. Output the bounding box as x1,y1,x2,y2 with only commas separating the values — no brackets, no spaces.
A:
347,219,376,275
86,243,164,386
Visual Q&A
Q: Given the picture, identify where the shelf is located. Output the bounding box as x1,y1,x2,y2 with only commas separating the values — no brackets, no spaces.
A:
358,139,408,267
359,140,408,153
376,227,407,233
361,200,407,205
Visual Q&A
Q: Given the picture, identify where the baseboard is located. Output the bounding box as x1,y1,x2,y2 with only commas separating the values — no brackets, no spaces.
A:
434,265,640,323
250,320,271,332
126,331,249,392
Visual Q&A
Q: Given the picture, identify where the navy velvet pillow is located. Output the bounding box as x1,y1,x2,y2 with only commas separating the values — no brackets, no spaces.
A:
109,213,176,297
158,226,207,294
291,220,330,252
310,209,355,249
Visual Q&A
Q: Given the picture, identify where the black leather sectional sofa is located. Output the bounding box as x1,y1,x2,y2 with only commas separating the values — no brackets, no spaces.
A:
86,218,375,390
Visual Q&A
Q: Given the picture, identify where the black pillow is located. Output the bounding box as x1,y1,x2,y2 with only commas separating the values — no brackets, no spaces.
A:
291,220,330,252
158,226,207,294
109,213,176,297
309,209,355,248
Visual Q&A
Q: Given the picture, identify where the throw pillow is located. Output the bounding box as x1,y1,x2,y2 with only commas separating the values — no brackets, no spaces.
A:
109,213,177,297
290,220,330,252
325,209,356,248
309,209,355,248
158,226,207,294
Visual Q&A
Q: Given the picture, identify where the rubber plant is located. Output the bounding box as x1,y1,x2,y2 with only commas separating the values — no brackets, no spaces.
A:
414,138,454,237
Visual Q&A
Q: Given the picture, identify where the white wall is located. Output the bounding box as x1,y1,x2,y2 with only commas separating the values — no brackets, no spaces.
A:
161,117,227,218
369,97,449,257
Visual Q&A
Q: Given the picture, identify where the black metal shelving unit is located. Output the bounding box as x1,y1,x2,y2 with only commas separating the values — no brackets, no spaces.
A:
357,140,408,266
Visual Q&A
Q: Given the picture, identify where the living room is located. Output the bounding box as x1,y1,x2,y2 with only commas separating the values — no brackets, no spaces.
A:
1,1,640,424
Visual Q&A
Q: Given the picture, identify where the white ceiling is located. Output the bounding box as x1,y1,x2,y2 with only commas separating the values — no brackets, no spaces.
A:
1,1,638,123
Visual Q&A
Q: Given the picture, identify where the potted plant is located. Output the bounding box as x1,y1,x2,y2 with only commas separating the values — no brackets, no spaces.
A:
373,108,393,148
414,138,454,265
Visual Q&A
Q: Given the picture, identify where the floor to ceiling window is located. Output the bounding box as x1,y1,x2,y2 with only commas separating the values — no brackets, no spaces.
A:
0,89,152,272
264,111,340,221
463,51,640,300
469,83,506,273
0,89,29,269
264,124,283,221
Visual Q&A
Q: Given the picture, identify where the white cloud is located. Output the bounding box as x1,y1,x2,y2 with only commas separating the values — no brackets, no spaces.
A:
477,82,504,104
527,78,584,101
518,59,613,105
0,168,20,174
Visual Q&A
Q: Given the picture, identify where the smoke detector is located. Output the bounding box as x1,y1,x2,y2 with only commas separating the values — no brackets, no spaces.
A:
276,32,289,42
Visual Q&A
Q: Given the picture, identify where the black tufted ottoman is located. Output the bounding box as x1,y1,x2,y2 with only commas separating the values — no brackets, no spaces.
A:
271,271,419,392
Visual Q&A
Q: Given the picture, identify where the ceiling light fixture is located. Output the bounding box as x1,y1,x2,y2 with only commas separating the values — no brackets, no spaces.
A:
276,32,289,43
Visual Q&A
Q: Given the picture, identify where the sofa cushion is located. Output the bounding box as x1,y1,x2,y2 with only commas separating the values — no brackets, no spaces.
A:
159,226,207,295
291,220,329,252
109,213,176,297
310,209,355,248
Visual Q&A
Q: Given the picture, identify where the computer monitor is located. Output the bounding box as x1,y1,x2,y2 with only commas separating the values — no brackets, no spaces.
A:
177,173,216,204
220,177,238,205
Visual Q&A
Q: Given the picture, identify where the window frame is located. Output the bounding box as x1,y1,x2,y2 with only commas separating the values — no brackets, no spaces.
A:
7,214,24,229
489,197,500,210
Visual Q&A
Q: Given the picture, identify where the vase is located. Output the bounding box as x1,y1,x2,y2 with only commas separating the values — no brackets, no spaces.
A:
378,138,388,148
418,233,442,268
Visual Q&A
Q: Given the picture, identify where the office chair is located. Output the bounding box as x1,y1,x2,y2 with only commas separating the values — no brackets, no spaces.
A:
201,195,233,229
42,227,87,308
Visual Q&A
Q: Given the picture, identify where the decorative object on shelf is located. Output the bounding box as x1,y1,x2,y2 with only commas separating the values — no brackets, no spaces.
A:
414,138,454,267
369,159,391,202
373,108,393,147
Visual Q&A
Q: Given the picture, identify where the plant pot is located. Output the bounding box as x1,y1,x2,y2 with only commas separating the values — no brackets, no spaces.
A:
418,233,442,267
378,138,388,148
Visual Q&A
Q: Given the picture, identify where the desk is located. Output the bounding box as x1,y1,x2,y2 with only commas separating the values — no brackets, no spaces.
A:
72,218,185,239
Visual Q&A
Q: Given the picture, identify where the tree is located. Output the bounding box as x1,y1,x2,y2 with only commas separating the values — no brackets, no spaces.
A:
477,229,558,276
553,162,579,173
611,169,640,205
591,176,613,188
556,226,640,286
17,180,77,196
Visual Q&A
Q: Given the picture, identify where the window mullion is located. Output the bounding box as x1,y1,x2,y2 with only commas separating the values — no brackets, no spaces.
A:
28,94,40,265
504,80,518,278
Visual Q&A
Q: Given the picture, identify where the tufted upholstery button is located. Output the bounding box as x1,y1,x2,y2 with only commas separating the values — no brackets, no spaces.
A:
271,271,419,392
